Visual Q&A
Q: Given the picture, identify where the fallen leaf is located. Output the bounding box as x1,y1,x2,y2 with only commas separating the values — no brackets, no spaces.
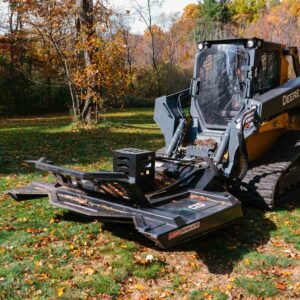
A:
57,287,65,297
276,282,286,291
100,295,112,300
25,279,33,285
243,258,251,266
34,260,44,268
87,249,94,257
84,267,96,275
270,239,283,247
134,283,146,291
34,273,49,281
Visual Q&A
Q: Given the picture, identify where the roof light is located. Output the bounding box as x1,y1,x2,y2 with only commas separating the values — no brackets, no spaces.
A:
246,40,255,48
198,43,204,50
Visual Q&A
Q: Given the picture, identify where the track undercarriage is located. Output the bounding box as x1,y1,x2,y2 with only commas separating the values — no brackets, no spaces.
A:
236,131,300,208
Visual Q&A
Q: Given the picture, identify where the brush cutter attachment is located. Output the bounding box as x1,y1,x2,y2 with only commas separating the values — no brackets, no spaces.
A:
7,154,242,248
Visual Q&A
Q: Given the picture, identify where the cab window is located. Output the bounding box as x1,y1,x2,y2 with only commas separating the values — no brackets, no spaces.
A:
254,52,280,93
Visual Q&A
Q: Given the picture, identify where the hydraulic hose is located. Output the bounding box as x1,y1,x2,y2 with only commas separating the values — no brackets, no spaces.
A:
237,108,256,181
237,114,249,181
214,126,231,165
166,118,186,157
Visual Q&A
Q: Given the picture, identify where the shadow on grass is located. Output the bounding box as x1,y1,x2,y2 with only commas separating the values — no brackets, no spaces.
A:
83,195,298,275
104,195,300,275
53,211,95,224
0,127,164,175
53,204,277,275
0,109,162,175
5,181,298,277
102,206,276,275
7,175,298,276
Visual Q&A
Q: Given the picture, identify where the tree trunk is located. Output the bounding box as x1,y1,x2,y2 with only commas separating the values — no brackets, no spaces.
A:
76,0,95,124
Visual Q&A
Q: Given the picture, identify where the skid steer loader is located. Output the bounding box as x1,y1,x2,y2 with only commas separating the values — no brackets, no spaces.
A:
7,38,300,248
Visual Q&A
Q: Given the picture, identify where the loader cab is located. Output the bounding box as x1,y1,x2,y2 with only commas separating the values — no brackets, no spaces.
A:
191,38,284,129
154,38,293,160
193,42,249,127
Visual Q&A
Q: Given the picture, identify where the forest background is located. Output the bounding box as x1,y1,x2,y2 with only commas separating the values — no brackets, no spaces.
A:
0,0,299,123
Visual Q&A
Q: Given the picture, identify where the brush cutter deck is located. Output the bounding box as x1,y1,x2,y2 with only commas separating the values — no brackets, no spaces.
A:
7,156,242,248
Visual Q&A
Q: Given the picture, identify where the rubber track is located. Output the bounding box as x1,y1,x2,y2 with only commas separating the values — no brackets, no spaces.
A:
238,131,300,208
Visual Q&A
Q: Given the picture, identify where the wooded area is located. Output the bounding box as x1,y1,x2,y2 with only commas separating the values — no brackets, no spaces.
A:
0,0,299,123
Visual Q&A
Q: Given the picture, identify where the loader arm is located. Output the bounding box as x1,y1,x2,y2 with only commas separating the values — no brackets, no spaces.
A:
154,89,190,157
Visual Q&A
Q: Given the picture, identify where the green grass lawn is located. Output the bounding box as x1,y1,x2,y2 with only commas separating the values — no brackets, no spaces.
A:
0,109,299,299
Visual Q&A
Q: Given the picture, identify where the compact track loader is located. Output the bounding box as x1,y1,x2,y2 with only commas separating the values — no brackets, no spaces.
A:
7,38,300,248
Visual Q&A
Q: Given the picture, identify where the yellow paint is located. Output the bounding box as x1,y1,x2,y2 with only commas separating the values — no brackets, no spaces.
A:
246,129,285,162
246,113,300,162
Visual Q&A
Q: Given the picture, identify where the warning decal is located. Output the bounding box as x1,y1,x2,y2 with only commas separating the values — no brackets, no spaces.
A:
168,222,200,240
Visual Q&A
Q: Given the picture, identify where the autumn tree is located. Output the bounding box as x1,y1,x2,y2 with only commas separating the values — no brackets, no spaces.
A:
194,0,233,41
201,0,228,22
160,10,195,68
247,0,300,47
11,0,129,123
0,0,67,116
116,12,139,89
229,0,267,26
130,0,164,95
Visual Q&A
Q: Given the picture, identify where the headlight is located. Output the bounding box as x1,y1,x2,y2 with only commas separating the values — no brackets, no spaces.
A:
246,40,255,48
198,43,204,50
